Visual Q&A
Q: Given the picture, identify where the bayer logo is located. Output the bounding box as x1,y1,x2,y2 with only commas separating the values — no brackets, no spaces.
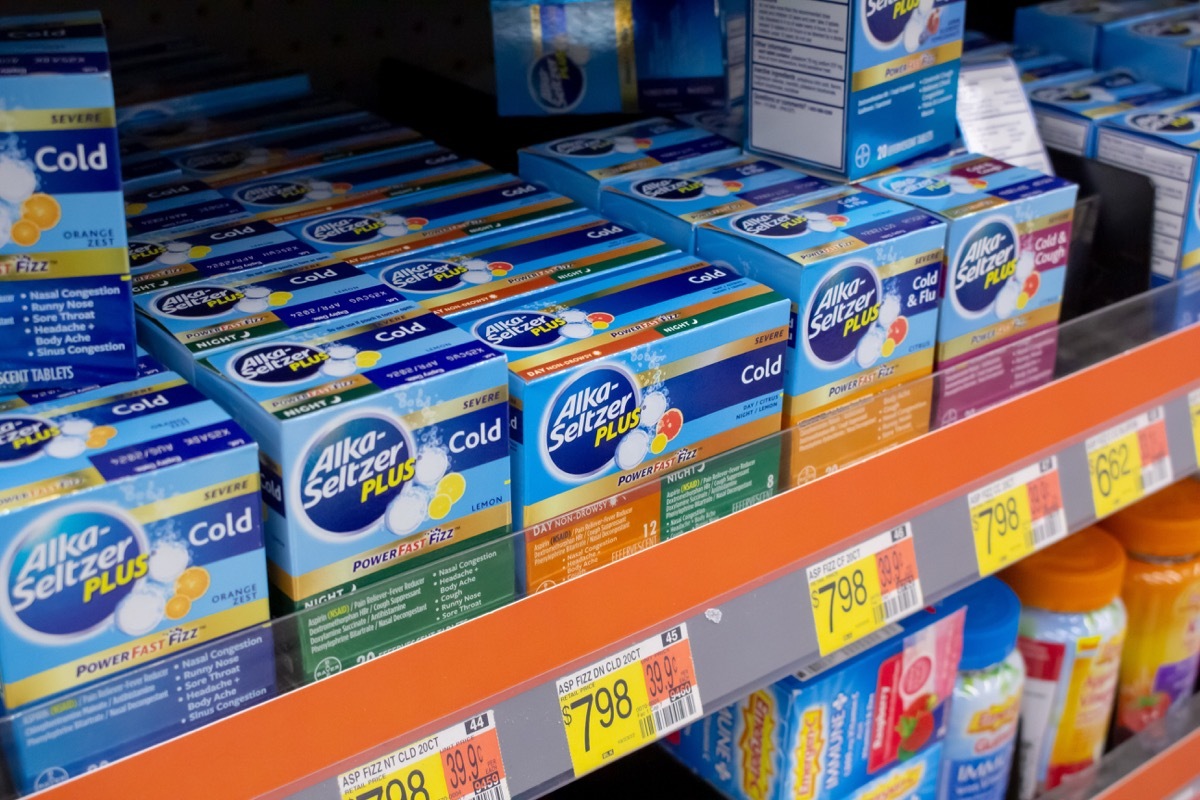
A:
855,144,872,169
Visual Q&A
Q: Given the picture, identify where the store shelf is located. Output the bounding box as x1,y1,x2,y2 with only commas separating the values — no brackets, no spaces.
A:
19,299,1197,799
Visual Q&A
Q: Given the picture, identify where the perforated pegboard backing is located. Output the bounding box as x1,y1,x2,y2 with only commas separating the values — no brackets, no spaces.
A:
3,0,498,107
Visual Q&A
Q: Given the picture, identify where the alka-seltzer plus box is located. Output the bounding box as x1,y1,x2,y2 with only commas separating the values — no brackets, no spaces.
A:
1101,5,1200,92
600,155,831,252
198,307,513,680
745,0,966,181
278,174,583,267
1095,93,1200,284
0,12,138,392
124,144,499,240
1015,0,1191,68
135,259,410,383
666,602,966,800
1028,68,1179,157
695,187,943,483
362,212,680,318
123,119,434,238
454,260,789,593
862,154,1078,426
0,352,269,713
518,117,740,208
0,353,275,793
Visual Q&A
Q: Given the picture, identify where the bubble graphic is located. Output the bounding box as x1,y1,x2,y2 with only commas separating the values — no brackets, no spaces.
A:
326,344,357,360
855,326,886,369
46,436,86,459
560,322,594,339
385,492,427,536
235,298,269,313
148,539,190,584
880,294,902,327
321,359,356,377
640,391,669,429
615,429,651,470
59,418,94,437
0,156,36,205
115,588,165,636
242,285,271,299
415,446,450,487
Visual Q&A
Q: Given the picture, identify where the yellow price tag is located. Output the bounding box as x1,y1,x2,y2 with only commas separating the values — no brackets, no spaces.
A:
969,459,1066,577
808,524,922,656
1086,408,1173,519
1190,389,1200,469
556,625,702,777
338,712,510,800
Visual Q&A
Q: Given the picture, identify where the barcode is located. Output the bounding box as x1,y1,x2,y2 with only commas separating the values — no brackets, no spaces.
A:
1141,458,1172,494
639,712,655,740
1031,510,1066,548
472,785,507,800
652,690,698,734
880,581,921,621
732,491,773,513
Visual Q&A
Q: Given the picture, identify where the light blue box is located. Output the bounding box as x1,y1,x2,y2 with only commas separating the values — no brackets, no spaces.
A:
1028,68,1178,156
1094,93,1200,281
135,259,411,382
361,212,681,317
1012,46,1095,86
0,352,269,713
695,186,944,428
197,306,512,611
519,117,740,207
676,106,746,143
666,601,965,800
128,217,326,290
1016,0,1190,68
491,0,745,116
453,257,788,540
115,66,312,129
278,174,583,267
125,144,501,239
1101,6,1200,92
0,12,137,392
601,155,830,251
745,0,966,180
862,153,1077,370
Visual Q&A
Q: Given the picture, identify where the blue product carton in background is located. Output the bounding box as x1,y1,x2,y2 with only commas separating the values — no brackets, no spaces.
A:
0,12,138,392
600,155,830,252
128,219,326,295
362,212,680,317
695,187,944,429
197,305,512,615
114,66,311,129
745,0,966,180
278,175,582,266
1028,68,1178,156
135,259,409,381
519,117,740,207
0,352,269,714
1102,6,1200,92
666,602,965,800
1015,0,1190,68
491,0,745,116
1094,93,1200,283
676,107,746,143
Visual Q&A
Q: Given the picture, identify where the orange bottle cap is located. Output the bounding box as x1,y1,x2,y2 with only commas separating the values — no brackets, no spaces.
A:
1102,480,1200,559
1001,526,1126,613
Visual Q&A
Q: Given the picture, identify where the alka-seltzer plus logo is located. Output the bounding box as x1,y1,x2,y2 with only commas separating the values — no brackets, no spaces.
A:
0,415,59,466
739,691,777,800
953,217,1019,317
179,147,252,174
151,284,243,319
380,258,471,294
228,343,329,386
529,49,587,113
880,174,954,199
232,179,310,207
631,176,706,202
1129,111,1200,135
548,136,615,158
731,210,809,238
542,365,641,481
298,413,415,536
473,310,569,350
302,214,386,246
863,0,921,47
805,263,882,367
3,504,148,642
1134,15,1200,38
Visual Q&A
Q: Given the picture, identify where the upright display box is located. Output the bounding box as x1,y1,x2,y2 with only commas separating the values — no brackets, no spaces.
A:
0,12,137,392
